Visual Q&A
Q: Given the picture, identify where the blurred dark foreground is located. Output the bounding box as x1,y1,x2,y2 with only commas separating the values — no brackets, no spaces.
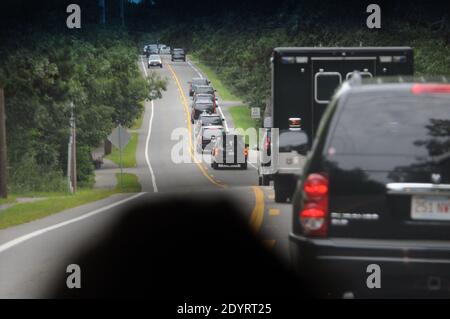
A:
48,193,322,299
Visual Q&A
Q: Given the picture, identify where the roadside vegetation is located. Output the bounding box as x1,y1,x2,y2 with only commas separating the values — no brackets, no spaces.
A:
0,173,142,229
188,55,240,101
153,1,450,122
0,29,166,194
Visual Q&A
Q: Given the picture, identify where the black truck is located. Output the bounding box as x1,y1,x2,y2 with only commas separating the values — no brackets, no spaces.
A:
260,47,414,202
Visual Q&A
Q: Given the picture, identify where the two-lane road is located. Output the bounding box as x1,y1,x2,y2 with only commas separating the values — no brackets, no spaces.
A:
0,55,292,298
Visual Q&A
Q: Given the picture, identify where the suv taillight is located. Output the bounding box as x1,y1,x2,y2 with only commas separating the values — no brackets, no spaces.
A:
411,84,450,94
264,136,270,151
300,173,329,237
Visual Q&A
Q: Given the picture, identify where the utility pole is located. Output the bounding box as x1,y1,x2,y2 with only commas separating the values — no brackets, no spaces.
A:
0,88,7,198
98,0,106,25
70,102,77,193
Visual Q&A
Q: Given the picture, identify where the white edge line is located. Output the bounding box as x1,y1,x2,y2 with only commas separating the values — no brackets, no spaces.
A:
141,57,158,193
0,193,146,254
145,100,158,193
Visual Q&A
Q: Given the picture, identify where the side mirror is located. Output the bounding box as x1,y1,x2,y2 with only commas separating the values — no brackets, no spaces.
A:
221,118,225,122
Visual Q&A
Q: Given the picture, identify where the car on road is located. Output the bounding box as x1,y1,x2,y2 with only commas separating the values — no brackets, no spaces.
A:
158,44,171,54
148,55,162,68
196,125,224,152
195,113,224,135
144,44,159,57
193,85,216,100
191,100,215,123
171,48,186,62
211,134,248,170
290,76,450,298
189,77,210,96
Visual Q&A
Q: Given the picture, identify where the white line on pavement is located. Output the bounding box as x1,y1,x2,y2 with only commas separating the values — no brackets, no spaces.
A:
0,193,146,254
145,100,158,193
140,58,159,192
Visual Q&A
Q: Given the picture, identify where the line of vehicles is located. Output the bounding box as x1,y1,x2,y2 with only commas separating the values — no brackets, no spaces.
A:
259,46,450,297
143,43,186,68
188,77,248,170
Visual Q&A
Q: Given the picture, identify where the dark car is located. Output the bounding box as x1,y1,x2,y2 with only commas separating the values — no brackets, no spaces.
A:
193,85,216,100
195,113,224,135
191,101,215,123
290,77,450,298
211,134,248,170
171,48,186,62
189,77,210,96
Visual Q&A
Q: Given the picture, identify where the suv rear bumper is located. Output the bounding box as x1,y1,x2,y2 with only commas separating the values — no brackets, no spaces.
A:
289,233,450,297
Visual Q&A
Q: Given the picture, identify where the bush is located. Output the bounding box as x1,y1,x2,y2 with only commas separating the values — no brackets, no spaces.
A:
9,152,67,194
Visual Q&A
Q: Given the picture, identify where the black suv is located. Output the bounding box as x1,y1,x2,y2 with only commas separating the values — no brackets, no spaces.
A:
171,48,186,62
290,76,450,298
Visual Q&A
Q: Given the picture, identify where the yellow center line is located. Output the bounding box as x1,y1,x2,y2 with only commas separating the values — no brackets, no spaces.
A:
269,208,280,216
167,63,226,189
249,186,265,233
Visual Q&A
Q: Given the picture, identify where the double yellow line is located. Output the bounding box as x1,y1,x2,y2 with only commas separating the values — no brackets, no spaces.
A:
167,63,265,234
167,64,226,188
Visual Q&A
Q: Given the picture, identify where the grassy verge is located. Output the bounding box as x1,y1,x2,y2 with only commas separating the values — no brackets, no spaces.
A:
0,173,141,229
105,132,138,168
188,54,240,101
229,105,258,131
130,106,145,130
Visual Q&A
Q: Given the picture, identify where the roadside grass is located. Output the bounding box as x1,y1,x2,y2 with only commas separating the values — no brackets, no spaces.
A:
229,105,258,131
228,105,259,144
105,132,138,168
0,173,141,229
0,196,17,205
130,106,144,130
188,54,240,101
115,173,142,193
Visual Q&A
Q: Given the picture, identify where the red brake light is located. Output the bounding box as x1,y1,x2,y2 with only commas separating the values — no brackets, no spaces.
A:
300,173,329,237
304,173,328,199
411,84,450,95
264,136,270,151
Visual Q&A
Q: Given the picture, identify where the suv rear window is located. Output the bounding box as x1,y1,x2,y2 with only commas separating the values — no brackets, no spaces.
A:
329,91,450,159
279,130,309,153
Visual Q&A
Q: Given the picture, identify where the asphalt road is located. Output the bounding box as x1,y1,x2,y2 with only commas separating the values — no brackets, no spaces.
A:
0,55,292,298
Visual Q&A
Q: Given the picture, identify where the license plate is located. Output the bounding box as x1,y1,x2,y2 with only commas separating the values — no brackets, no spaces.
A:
227,151,234,156
411,195,450,221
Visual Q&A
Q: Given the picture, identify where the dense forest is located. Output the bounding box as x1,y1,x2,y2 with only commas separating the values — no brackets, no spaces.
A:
148,0,450,115
0,1,166,192
0,0,449,192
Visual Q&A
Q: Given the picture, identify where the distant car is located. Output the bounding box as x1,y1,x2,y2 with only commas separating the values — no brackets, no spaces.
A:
148,55,162,68
211,134,248,170
191,100,215,123
196,126,224,153
171,48,186,62
144,44,159,57
159,45,171,55
189,77,210,96
290,77,450,298
195,113,224,135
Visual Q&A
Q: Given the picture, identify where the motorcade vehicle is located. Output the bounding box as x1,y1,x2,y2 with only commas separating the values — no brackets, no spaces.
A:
290,76,450,298
211,134,248,170
264,47,414,202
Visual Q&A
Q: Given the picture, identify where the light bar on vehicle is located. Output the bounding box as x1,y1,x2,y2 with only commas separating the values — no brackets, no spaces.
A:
411,84,450,94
